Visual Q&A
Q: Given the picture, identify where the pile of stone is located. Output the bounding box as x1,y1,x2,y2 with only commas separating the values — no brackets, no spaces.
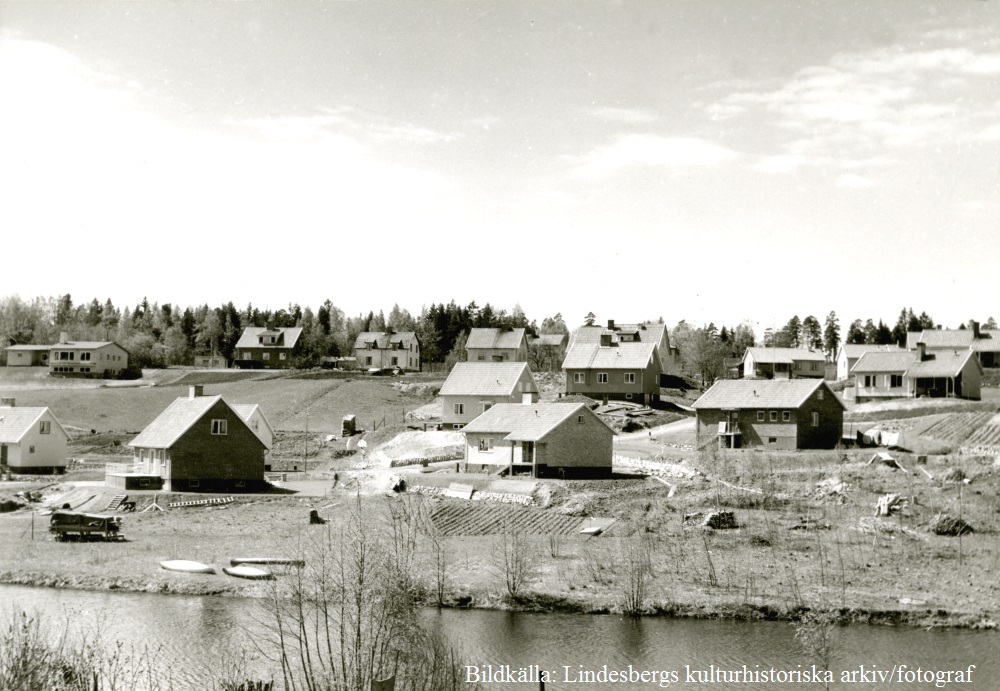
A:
702,510,738,530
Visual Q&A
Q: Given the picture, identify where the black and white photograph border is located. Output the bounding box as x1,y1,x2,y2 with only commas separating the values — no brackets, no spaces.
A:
1,1,998,689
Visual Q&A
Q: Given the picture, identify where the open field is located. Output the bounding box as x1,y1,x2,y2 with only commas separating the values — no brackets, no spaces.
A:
3,368,1000,628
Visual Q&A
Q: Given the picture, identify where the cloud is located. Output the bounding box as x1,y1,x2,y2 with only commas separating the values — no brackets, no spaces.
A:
752,155,810,174
589,106,659,124
835,173,875,188
240,106,459,145
575,134,737,177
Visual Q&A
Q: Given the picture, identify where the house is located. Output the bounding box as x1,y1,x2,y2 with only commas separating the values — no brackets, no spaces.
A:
466,327,529,362
192,354,228,368
562,338,662,406
835,343,901,381
118,386,268,492
4,345,51,367
233,325,303,369
907,322,1000,368
852,344,982,403
0,398,69,474
741,347,826,380
438,362,539,429
528,333,568,371
353,331,421,371
461,401,614,478
692,379,845,450
570,319,678,380
48,333,129,378
230,403,275,468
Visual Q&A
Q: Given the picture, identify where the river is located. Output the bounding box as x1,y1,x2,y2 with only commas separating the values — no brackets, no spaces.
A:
2,584,995,689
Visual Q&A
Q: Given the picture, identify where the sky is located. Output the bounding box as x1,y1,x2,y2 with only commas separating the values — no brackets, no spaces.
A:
1,1,998,334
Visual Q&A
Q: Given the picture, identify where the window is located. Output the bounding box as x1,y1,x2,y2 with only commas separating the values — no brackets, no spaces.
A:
478,437,494,452
890,374,903,388
757,411,765,422
454,403,464,415
782,411,790,422
29,445,35,454
478,355,485,360
769,411,777,422
39,421,51,434
768,437,777,444
624,372,635,384
243,351,250,359
577,415,585,424
811,362,818,371
597,373,608,383
817,388,824,400
211,419,228,435
391,357,398,365
263,352,270,360
625,393,633,399
365,356,372,366
482,402,493,413
189,480,200,488
811,412,819,427
279,353,287,360
80,352,91,361
573,372,585,384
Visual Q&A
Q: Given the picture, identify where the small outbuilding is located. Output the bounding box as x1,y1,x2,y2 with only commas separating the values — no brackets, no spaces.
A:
461,401,614,478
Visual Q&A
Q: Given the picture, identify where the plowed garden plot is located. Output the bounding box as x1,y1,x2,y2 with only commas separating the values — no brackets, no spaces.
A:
961,414,1000,454
918,412,995,444
430,502,583,536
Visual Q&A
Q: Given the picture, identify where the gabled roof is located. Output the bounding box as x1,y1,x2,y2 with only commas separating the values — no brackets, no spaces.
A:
352,331,419,349
128,395,262,450
462,402,615,441
692,379,845,411
838,343,901,360
531,334,567,347
906,350,982,378
0,407,70,444
907,329,1000,352
439,362,537,397
230,403,275,446
466,328,527,350
851,351,917,374
743,347,826,364
562,341,657,370
236,327,303,350
570,322,666,347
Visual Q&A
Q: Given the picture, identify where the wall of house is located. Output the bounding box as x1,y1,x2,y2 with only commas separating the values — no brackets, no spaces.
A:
795,386,844,449
6,411,68,472
854,371,911,403
441,395,517,427
791,360,825,378
695,409,797,450
464,432,520,470
354,345,419,370
234,347,295,369
165,400,267,491
536,412,612,477
6,350,49,367
564,359,659,404
49,344,128,378
960,359,982,400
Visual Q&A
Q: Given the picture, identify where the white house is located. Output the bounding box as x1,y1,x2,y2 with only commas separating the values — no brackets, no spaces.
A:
0,398,69,474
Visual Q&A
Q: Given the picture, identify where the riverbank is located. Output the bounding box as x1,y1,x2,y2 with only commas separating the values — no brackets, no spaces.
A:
3,454,999,632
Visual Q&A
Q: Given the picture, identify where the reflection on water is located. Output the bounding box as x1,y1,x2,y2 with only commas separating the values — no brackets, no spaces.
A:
3,585,996,689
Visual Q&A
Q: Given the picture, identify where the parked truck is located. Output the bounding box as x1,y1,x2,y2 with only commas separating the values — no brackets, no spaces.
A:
49,510,124,541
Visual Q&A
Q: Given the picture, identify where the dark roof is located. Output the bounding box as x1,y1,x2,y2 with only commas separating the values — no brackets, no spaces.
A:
128,395,263,450
692,379,845,411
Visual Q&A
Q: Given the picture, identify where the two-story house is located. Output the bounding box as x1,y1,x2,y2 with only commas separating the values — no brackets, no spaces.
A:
834,343,901,381
570,319,678,381
692,379,844,450
438,362,539,429
466,327,528,362
353,331,421,371
741,347,826,380
462,401,614,478
233,325,303,369
562,336,661,406
48,333,129,378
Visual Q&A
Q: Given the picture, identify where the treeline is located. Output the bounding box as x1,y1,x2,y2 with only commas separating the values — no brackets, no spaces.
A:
0,295,569,369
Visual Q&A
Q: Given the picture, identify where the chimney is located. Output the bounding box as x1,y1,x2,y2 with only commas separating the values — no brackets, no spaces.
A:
189,385,204,399
607,319,615,330
600,333,613,347
971,320,980,339
0,398,14,408
59,332,69,344
917,342,926,361
265,321,274,331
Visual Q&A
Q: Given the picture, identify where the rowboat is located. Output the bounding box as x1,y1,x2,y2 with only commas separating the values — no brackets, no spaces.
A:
159,560,216,574
230,557,305,567
223,565,274,580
